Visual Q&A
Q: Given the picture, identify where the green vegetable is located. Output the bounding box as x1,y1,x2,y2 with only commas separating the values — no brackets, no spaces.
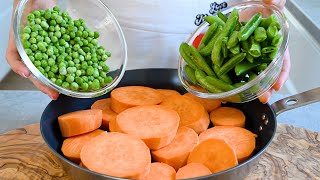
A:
217,12,228,22
254,27,267,42
184,65,197,84
199,25,223,56
227,31,239,49
198,22,218,50
205,76,235,91
195,69,224,93
204,16,225,27
218,53,246,76
238,13,262,41
234,61,260,76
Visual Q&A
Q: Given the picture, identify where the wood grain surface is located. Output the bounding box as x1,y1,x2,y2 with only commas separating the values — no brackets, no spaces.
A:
0,123,319,180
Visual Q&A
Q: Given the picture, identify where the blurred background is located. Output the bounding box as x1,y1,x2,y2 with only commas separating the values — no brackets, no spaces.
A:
1,0,319,94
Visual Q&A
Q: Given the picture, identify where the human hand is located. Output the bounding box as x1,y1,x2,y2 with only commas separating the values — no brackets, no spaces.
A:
6,0,59,100
258,0,290,104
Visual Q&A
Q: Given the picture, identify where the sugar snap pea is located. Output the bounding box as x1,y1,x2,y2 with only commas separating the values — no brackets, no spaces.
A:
227,31,239,49
246,53,254,63
217,12,228,22
218,53,246,76
184,65,198,84
199,25,223,56
248,72,258,81
205,76,235,91
257,63,268,73
222,37,228,58
195,69,224,93
266,25,278,40
213,65,232,84
241,39,250,52
189,45,216,76
204,16,225,27
179,42,198,70
233,82,246,88
248,37,261,58
234,61,260,76
271,34,283,47
230,44,240,55
212,16,238,67
198,22,218,50
254,27,267,42
269,47,279,59
260,15,281,30
238,13,262,41
262,46,277,54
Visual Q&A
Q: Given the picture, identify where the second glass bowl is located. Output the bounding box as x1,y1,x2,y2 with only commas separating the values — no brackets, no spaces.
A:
178,1,289,103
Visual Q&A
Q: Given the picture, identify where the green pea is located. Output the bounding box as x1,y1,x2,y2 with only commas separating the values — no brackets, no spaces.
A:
76,70,82,77
59,66,67,75
102,64,110,72
29,37,37,44
74,58,80,64
83,39,89,46
44,36,51,44
58,46,65,53
24,26,32,34
85,54,92,60
105,51,112,57
62,12,69,18
68,60,75,67
34,60,41,67
67,67,76,74
55,79,62,86
44,10,51,19
92,57,98,63
58,75,65,80
88,61,93,66
66,75,74,83
23,41,31,48
91,39,98,46
47,47,54,56
37,67,45,74
90,79,100,90
78,41,83,47
48,71,55,78
42,53,49,60
79,55,85,61
56,16,63,24
51,65,59,73
82,31,88,38
81,82,89,91
31,44,38,51
66,48,71,53
61,82,69,88
59,39,66,46
48,58,55,66
78,26,84,32
54,31,62,38
25,48,33,55
81,62,88,69
88,76,94,81
92,69,99,77
70,82,79,91
74,37,80,43
41,59,48,67
27,14,35,22
82,76,88,82
29,55,35,62
81,70,86,76
105,76,113,83
65,55,72,61
76,31,83,37
34,52,42,60
75,77,83,85
51,36,58,43
35,18,41,24
62,34,70,41
60,27,66,34
86,66,94,75
73,44,80,51
50,19,57,26
33,10,41,18
69,40,75,45
48,32,54,37
30,31,38,38
94,31,99,39
97,49,104,56
101,54,108,61
83,47,90,53
70,32,76,38
22,33,30,40
36,35,44,42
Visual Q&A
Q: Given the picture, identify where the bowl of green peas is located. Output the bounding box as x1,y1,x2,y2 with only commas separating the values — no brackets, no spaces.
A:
13,0,127,98
178,1,289,103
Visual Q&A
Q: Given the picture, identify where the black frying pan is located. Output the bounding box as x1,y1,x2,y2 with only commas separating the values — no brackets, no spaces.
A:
40,68,320,180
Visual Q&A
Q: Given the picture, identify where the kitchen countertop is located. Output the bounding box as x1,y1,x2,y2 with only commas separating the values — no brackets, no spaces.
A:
0,90,319,134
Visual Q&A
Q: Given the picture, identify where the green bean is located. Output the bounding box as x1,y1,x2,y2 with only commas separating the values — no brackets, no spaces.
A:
254,27,267,42
234,61,260,76
260,14,281,30
179,43,198,70
227,31,239,49
266,25,278,40
198,22,218,50
217,12,228,22
246,53,254,63
189,45,215,76
269,47,279,59
213,65,232,84
212,15,238,67
199,25,223,56
257,63,268,73
262,46,277,54
218,53,246,76
241,39,250,52
205,76,235,91
233,82,246,88
222,38,228,59
230,44,240,55
248,72,258,81
184,65,197,84
195,69,224,93
238,13,262,41
271,34,283,47
204,16,225,27
249,37,261,58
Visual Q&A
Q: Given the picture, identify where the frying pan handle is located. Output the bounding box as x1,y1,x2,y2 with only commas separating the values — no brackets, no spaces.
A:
271,87,320,116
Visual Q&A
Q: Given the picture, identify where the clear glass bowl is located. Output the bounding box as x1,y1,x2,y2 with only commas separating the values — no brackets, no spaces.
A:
13,0,127,98
178,1,289,103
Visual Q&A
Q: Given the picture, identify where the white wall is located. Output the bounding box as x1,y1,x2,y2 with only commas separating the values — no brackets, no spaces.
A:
0,0,14,81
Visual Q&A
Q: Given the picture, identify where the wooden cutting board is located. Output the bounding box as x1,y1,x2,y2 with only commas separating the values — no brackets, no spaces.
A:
0,123,319,180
